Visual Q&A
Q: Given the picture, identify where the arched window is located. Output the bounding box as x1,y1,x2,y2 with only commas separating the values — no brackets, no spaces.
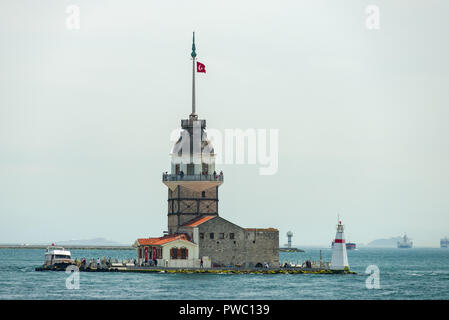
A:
170,247,189,259
180,247,188,259
170,247,178,259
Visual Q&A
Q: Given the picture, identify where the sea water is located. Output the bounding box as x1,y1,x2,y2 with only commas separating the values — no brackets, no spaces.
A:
0,247,448,299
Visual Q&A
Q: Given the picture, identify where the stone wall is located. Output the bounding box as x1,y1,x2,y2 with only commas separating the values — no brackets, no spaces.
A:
167,185,219,234
196,216,279,267
243,228,279,267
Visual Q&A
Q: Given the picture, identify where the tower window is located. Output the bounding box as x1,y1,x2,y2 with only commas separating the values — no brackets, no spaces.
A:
210,233,214,239
202,191,206,198
202,163,208,174
200,233,204,239
230,233,235,240
175,164,180,175
219,233,225,239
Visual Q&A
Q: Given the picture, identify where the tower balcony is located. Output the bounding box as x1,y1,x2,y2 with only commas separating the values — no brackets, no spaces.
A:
162,173,223,182
181,119,206,129
162,173,223,192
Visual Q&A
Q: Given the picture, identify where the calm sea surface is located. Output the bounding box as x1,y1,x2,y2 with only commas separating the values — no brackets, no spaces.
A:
0,247,448,299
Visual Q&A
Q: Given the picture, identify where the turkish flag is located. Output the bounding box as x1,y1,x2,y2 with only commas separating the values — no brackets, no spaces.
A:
197,61,206,73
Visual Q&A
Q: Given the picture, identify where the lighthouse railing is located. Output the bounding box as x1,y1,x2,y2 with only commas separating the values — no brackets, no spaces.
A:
162,173,223,182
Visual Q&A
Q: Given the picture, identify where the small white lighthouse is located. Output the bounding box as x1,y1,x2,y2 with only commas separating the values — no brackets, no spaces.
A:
286,231,293,248
330,220,349,271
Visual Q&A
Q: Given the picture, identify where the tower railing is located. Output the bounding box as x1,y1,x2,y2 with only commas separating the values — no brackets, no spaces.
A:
181,119,206,129
162,173,223,182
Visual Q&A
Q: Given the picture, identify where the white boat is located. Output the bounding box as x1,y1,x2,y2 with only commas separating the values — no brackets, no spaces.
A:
44,244,74,266
397,234,413,248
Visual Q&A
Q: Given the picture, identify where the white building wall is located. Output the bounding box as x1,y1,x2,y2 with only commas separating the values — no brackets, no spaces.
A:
193,227,199,244
161,239,198,260
154,239,212,268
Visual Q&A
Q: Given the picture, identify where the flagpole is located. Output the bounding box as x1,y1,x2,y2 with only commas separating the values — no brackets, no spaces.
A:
192,55,196,116
191,32,197,119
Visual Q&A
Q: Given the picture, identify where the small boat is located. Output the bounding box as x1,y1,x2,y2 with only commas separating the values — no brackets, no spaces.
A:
44,244,74,267
441,237,449,248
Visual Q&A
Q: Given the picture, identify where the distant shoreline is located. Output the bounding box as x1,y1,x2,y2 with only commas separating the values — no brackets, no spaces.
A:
0,245,134,250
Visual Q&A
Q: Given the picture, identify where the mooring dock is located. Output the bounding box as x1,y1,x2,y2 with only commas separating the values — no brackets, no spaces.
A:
35,264,355,274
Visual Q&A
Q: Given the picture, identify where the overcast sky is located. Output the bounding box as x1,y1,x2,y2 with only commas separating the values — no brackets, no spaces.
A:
1,0,448,246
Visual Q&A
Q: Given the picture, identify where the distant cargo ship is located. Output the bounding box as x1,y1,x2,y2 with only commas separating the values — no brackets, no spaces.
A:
346,242,356,250
441,237,449,248
397,234,413,248
331,241,356,250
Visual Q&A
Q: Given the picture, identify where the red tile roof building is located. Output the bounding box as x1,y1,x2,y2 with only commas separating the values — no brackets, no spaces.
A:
136,234,190,246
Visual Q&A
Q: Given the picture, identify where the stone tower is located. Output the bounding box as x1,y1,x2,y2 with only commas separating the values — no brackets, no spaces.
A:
162,33,223,235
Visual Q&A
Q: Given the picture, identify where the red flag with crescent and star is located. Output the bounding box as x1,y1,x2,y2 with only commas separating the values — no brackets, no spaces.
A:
197,61,206,73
